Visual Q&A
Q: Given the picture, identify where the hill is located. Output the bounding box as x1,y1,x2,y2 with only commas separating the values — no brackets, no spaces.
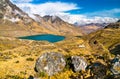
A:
84,21,120,56
105,20,120,29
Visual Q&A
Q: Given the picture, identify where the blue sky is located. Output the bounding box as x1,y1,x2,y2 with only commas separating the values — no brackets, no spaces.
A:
11,0,120,25
33,0,120,13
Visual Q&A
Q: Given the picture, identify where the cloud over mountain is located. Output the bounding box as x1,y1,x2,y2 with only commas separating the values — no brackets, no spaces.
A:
10,0,33,3
59,14,118,25
11,0,119,25
15,2,79,16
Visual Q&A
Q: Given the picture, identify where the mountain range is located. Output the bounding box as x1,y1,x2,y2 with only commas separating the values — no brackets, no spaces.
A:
0,0,83,37
75,23,109,34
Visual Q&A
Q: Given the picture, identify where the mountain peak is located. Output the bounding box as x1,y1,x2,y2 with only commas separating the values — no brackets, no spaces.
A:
0,0,24,13
0,0,31,23
0,0,83,37
0,0,9,3
42,15,64,23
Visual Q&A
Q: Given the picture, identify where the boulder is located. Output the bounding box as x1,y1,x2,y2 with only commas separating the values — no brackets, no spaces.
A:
71,56,87,72
89,62,107,79
111,55,120,75
35,52,66,76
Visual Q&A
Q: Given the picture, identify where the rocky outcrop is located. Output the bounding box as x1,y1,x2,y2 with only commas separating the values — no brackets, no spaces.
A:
35,52,66,76
105,20,120,29
0,0,31,23
111,55,120,75
71,56,87,72
89,62,107,79
42,15,63,24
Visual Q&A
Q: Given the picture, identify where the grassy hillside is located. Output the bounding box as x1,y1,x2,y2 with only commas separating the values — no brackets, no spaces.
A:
0,19,55,37
0,36,89,79
0,21,120,79
84,28,120,58
1,27,120,79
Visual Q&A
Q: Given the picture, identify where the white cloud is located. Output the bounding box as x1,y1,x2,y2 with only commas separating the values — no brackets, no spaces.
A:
11,0,33,3
85,8,120,17
13,2,79,16
11,0,119,25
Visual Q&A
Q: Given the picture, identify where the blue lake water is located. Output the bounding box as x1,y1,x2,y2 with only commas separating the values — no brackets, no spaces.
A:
19,34,65,43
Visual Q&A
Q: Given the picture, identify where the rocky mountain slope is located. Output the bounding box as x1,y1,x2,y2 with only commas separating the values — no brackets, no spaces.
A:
76,23,108,34
105,20,120,28
80,25,102,34
0,0,83,37
84,20,120,56
33,15,83,36
0,0,52,37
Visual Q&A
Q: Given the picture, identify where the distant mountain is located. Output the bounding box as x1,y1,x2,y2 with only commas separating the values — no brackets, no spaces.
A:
80,23,108,27
42,15,63,23
80,25,102,34
105,20,120,29
85,20,120,55
33,15,84,36
0,0,83,37
76,23,108,34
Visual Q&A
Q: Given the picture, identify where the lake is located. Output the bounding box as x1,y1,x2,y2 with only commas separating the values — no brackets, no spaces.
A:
19,34,65,43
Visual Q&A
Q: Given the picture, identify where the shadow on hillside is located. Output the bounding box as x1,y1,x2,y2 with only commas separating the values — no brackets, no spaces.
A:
110,44,120,55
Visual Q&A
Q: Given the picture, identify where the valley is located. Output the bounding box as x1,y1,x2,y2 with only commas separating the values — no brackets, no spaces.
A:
0,0,120,79
0,26,120,79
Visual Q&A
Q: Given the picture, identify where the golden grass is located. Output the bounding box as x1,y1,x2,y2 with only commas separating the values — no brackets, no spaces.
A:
0,36,92,78
0,28,120,78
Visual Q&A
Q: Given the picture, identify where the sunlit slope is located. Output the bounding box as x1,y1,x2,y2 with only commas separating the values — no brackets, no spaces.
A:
85,21,120,55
